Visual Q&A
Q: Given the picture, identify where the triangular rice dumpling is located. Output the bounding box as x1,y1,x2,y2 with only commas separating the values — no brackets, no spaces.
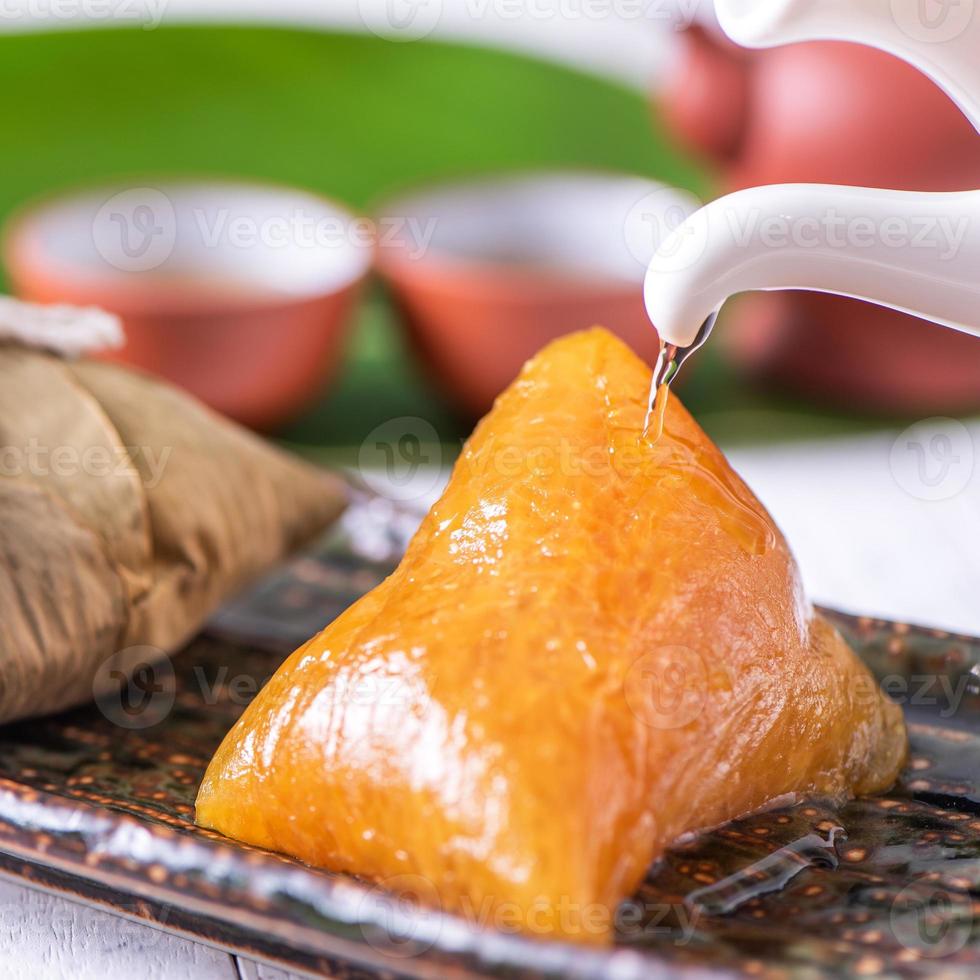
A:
0,347,345,724
197,329,906,943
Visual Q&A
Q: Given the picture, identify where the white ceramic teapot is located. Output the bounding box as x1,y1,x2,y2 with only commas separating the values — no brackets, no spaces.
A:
644,0,980,389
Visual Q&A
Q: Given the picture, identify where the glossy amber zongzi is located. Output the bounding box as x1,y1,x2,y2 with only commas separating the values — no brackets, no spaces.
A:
197,328,906,942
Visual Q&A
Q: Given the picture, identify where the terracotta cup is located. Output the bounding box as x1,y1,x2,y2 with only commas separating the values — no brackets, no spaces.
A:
661,27,980,414
375,171,699,417
4,180,373,430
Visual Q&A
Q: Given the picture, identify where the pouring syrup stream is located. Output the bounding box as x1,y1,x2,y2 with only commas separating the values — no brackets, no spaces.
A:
642,313,718,441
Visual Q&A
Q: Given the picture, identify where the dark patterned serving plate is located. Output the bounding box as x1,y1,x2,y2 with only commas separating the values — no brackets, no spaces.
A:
0,502,977,979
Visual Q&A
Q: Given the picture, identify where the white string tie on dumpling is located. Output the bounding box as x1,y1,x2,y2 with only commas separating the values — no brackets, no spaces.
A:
0,296,124,358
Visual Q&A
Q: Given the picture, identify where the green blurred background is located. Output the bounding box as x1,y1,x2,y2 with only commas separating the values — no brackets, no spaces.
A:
0,25,896,461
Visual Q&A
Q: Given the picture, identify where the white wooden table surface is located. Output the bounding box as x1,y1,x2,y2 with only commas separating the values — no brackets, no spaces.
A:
0,878,298,980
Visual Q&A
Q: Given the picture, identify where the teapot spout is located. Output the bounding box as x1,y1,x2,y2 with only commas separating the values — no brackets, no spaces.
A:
645,183,980,349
